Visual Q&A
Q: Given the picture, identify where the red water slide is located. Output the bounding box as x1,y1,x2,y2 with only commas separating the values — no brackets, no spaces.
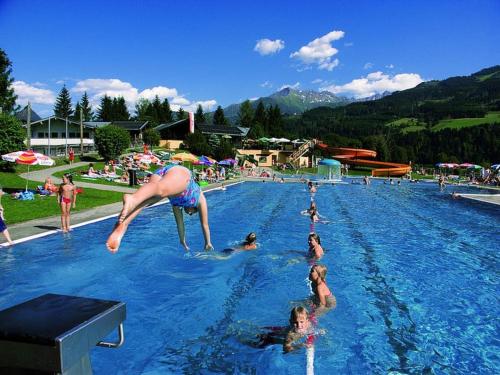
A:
316,143,411,177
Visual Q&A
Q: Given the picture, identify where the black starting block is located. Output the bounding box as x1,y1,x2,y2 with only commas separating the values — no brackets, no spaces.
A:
0,293,126,374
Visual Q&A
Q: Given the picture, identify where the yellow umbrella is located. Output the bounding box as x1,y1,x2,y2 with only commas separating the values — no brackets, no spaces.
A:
171,152,199,163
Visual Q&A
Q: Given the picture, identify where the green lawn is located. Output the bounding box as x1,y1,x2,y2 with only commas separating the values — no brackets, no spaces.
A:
0,171,123,224
432,112,500,131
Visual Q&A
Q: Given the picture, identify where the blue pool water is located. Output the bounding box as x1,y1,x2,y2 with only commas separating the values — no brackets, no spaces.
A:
1,181,499,374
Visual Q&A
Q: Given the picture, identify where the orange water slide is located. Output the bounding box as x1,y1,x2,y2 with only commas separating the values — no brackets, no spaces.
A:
315,143,411,177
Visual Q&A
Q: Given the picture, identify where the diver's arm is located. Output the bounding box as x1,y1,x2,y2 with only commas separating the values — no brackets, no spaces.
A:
172,206,188,251
198,193,213,250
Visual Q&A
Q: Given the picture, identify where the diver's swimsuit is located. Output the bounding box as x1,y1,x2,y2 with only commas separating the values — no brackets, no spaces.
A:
154,165,201,208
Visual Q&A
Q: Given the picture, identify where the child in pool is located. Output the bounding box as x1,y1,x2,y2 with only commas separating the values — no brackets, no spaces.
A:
308,233,324,260
309,264,336,316
310,208,319,223
254,306,316,353
241,232,257,250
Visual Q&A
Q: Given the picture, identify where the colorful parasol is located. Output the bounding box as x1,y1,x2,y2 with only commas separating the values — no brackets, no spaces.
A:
2,150,55,191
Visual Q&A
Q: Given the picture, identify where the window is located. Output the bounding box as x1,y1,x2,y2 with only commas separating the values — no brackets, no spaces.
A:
259,156,267,162
51,132,58,138
69,132,78,138
37,132,48,138
83,132,89,138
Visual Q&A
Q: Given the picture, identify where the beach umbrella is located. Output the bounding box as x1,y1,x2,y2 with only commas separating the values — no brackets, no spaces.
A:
459,163,475,168
171,152,199,163
268,137,279,143
436,163,459,169
195,155,214,166
258,137,270,143
218,158,237,166
2,150,55,191
277,137,290,143
291,139,305,144
467,164,482,170
491,164,500,171
134,153,160,164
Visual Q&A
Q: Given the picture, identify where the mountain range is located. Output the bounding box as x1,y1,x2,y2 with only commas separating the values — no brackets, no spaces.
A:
222,88,390,121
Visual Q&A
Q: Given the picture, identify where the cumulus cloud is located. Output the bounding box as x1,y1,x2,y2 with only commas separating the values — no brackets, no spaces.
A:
139,86,178,100
254,39,285,55
311,78,323,84
13,81,56,105
278,82,300,91
184,100,217,113
260,81,273,88
71,78,215,113
290,30,344,71
363,62,374,70
322,71,424,98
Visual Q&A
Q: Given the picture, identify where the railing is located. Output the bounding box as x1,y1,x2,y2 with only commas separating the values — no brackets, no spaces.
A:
289,140,314,165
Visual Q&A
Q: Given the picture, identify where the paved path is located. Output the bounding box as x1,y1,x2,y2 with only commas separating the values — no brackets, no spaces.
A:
19,162,137,193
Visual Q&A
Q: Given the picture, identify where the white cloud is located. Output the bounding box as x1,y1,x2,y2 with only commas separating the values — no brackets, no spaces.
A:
56,80,65,85
322,71,424,98
260,81,273,88
311,78,323,84
278,82,300,91
184,100,217,113
386,64,395,69
249,97,260,101
139,86,178,100
13,81,56,105
363,62,374,69
254,39,285,55
70,78,215,114
290,30,344,71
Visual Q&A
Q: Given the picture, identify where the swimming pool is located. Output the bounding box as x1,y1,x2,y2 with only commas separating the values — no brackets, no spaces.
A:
1,181,499,374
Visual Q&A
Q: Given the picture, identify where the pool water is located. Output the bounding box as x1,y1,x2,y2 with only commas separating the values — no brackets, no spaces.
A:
1,181,499,374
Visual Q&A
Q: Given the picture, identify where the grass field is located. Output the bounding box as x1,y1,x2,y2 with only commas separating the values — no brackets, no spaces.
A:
432,112,500,131
0,172,123,224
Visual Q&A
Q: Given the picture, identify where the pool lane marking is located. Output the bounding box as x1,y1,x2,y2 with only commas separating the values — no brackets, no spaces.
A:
0,181,245,247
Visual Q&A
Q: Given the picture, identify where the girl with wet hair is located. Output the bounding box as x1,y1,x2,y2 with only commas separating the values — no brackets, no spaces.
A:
308,233,323,260
309,264,336,316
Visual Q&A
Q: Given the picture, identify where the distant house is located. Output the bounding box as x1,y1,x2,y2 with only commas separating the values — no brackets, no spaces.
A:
110,121,149,144
13,106,150,156
15,107,100,156
155,118,249,149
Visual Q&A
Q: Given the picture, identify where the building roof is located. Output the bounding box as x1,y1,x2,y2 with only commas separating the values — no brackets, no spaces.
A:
196,124,250,137
15,106,42,122
29,116,95,128
112,121,148,131
155,118,188,132
83,121,111,128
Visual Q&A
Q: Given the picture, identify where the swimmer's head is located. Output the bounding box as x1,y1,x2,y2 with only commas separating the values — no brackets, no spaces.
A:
309,264,327,282
308,233,321,245
290,306,309,333
184,206,198,216
245,232,257,244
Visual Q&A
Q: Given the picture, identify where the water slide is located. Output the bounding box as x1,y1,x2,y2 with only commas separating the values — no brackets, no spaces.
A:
316,143,411,177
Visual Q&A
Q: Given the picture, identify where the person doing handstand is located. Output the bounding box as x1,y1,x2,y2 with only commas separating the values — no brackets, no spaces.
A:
106,164,213,252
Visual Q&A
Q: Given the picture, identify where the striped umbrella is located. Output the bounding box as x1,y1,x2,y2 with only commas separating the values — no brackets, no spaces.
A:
2,150,55,191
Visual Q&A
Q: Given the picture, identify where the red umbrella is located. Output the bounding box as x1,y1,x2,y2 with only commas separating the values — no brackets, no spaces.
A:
2,150,55,191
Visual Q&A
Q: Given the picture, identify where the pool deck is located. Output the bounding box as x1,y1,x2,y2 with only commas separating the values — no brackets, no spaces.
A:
454,193,500,206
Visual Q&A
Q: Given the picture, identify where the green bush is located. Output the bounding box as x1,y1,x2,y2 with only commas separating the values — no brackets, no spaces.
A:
143,128,160,147
94,125,130,161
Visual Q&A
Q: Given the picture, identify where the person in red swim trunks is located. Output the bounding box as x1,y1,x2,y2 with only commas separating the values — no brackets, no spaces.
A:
57,174,76,233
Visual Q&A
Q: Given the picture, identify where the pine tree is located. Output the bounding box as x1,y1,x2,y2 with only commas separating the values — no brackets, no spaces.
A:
161,98,173,123
253,101,267,132
113,96,130,121
135,98,152,120
80,92,93,121
97,94,113,121
195,104,206,124
151,95,162,124
72,101,82,120
237,100,254,127
0,48,18,113
54,85,73,118
213,105,228,125
177,107,187,120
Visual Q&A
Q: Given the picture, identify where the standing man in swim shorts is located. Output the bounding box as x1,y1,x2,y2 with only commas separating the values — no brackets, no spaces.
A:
106,164,213,253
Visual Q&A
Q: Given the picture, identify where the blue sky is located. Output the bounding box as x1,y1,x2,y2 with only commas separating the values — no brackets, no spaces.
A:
1,0,499,117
